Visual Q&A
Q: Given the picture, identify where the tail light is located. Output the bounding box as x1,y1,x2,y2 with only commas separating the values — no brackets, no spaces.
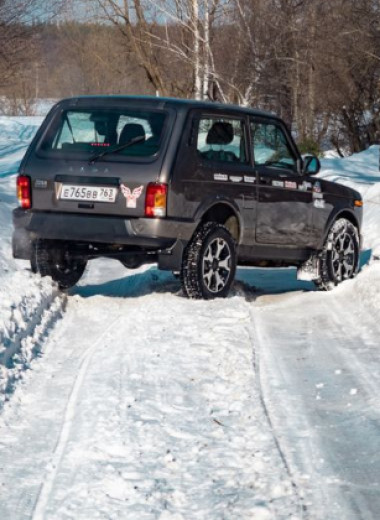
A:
17,175,32,209
145,183,167,217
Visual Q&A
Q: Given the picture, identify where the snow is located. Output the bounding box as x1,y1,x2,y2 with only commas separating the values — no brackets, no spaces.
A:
321,145,380,253
1,118,380,519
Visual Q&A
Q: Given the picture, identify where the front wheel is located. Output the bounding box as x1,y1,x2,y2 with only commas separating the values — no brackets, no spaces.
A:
181,222,237,299
35,240,87,290
315,218,360,291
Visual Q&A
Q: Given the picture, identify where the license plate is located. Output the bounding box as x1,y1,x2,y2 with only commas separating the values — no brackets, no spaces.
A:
59,184,117,203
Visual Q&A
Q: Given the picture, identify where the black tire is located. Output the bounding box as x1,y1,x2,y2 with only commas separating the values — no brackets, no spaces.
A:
181,222,237,299
35,240,87,290
315,218,360,291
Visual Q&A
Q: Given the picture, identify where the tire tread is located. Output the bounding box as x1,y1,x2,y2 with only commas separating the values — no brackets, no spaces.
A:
181,222,236,299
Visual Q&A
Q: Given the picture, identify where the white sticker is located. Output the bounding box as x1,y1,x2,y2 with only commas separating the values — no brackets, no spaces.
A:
313,192,323,199
230,176,243,183
214,173,228,181
120,184,144,208
285,181,297,189
298,181,312,192
314,199,325,209
244,176,255,183
272,180,284,188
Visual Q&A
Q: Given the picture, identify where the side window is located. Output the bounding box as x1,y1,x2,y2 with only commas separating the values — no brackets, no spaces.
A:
251,120,297,172
196,117,246,163
116,115,152,141
54,112,98,149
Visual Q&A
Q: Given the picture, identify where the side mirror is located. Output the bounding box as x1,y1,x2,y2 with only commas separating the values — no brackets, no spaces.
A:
302,154,321,175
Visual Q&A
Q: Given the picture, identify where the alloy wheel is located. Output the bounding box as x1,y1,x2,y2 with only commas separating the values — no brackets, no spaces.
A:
202,237,232,293
331,230,356,282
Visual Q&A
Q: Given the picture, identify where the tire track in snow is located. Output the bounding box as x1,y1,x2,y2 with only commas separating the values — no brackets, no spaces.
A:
247,305,309,520
0,286,67,404
31,314,123,520
235,281,308,518
251,287,380,520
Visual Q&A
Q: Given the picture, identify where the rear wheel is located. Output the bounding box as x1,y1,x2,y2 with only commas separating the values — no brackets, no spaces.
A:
181,222,236,299
35,240,87,290
315,218,359,291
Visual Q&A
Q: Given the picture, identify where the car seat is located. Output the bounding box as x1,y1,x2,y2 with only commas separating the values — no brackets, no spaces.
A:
202,121,238,162
119,123,146,146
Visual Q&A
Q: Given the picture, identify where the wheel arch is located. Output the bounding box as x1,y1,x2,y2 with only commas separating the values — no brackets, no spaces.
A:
195,200,242,243
320,209,360,248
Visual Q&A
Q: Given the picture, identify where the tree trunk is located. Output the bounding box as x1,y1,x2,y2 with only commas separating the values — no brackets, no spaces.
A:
191,0,202,99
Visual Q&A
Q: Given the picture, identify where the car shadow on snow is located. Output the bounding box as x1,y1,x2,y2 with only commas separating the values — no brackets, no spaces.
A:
235,249,372,300
235,267,316,300
360,248,372,268
72,249,372,300
73,264,314,301
73,266,182,299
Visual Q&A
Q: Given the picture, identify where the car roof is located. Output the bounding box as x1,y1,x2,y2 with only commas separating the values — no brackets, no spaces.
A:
56,95,278,120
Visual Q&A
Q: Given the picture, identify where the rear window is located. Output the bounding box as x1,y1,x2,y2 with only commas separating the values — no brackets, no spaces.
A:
38,108,167,161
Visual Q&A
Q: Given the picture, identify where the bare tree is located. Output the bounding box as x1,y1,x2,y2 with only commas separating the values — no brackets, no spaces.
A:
90,0,233,99
0,0,64,113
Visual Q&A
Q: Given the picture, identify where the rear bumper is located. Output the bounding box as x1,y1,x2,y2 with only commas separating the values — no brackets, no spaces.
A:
12,208,196,269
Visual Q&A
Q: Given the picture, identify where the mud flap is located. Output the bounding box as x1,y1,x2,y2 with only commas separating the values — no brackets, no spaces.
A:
12,228,33,260
297,255,320,282
158,239,186,271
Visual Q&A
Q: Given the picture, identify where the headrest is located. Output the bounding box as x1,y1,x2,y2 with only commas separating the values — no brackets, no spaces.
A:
94,120,108,136
206,122,234,145
119,123,146,145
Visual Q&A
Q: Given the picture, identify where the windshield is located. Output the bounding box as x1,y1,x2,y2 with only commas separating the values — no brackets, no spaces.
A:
39,108,167,160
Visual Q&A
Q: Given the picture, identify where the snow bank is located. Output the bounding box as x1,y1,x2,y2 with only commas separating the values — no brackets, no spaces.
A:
320,145,380,187
321,146,380,253
360,182,380,253
0,274,64,402
0,118,59,404
0,116,43,177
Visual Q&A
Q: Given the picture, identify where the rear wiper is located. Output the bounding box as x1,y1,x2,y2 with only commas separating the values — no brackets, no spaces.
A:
88,135,145,165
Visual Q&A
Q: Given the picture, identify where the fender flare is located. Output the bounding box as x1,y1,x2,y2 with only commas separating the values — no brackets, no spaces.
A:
193,195,244,243
319,207,360,249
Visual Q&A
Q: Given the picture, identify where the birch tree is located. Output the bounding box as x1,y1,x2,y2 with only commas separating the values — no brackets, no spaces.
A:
92,0,232,100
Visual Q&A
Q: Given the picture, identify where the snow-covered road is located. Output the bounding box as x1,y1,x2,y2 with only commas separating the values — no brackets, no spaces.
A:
250,265,380,520
2,262,380,520
0,263,300,520
1,117,380,519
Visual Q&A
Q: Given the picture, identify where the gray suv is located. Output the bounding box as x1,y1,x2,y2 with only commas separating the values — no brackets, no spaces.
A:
13,96,363,298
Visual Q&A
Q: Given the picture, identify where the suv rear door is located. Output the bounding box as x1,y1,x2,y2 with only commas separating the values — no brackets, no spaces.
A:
27,103,174,218
251,117,313,246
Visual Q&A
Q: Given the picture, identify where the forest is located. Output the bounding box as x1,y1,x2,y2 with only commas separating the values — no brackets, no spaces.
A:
1,0,380,155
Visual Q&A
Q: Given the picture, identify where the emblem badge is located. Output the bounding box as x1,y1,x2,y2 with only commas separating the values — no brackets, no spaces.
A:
120,184,144,208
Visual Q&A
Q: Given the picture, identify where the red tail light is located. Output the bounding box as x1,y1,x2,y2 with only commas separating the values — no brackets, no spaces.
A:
17,175,32,209
145,183,167,217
